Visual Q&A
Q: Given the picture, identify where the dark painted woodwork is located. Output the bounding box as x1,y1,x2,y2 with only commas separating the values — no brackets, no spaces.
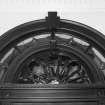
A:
0,12,105,105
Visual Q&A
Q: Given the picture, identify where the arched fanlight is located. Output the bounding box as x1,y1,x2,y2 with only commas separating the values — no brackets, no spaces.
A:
0,12,105,85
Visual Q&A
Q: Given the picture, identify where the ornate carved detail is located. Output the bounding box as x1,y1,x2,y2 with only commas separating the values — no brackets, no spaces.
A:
0,12,105,105
15,52,90,84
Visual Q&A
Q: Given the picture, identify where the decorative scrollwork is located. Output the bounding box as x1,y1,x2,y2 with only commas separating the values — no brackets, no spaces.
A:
16,53,90,84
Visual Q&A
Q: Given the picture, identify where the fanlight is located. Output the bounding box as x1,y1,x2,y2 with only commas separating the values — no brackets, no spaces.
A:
0,12,105,105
